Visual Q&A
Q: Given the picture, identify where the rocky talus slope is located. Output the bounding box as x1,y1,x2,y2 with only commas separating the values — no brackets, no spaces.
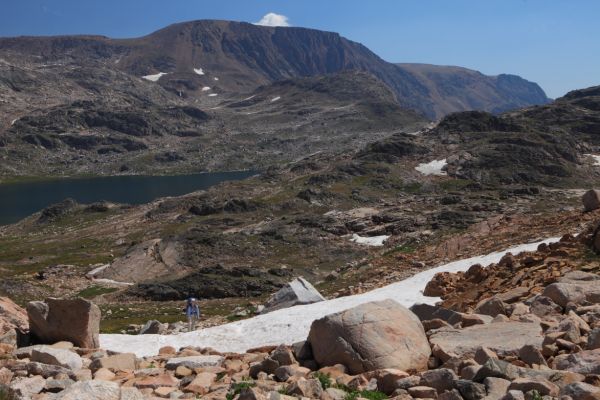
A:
1,214,600,399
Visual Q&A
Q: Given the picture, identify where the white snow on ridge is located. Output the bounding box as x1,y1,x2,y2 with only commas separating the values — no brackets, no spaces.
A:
100,237,560,357
416,159,447,176
142,72,168,82
213,77,219,81
350,234,389,247
201,87,211,92
208,93,218,97
585,154,600,166
271,96,281,102
194,68,205,75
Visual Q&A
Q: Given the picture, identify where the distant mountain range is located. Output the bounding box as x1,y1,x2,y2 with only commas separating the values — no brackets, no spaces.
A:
0,19,552,177
0,20,549,120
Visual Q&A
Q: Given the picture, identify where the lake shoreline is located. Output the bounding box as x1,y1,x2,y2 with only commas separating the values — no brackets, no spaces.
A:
0,170,258,226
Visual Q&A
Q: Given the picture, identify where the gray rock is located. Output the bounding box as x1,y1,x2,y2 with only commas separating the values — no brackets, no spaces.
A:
139,320,166,335
26,361,76,379
501,390,525,400
89,353,137,372
45,378,75,393
286,378,323,398
542,283,600,308
553,349,600,374
9,375,46,398
440,389,465,400
582,190,600,212
408,386,438,399
587,327,600,350
484,377,511,400
31,346,83,370
420,368,458,393
475,297,508,317
262,277,325,314
429,322,543,358
560,382,600,400
292,340,313,361
527,296,562,317
508,377,559,397
518,345,547,367
308,300,431,374
270,345,296,366
57,380,121,400
165,355,224,370
410,303,464,325
456,379,487,400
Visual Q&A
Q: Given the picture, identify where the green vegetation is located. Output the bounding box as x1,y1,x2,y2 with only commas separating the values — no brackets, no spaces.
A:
77,285,118,299
343,389,388,400
383,243,416,256
226,378,256,400
314,371,332,389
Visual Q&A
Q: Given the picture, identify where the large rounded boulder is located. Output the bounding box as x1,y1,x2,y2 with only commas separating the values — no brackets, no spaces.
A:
307,299,431,374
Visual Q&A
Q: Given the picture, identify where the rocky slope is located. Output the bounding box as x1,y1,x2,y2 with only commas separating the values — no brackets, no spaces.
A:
0,86,599,331
1,223,600,399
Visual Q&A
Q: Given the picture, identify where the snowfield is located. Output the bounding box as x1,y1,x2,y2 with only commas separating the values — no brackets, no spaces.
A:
271,96,281,102
100,237,560,357
585,154,600,166
416,159,448,176
142,72,168,82
194,68,205,75
350,234,390,247
201,87,211,92
208,93,218,97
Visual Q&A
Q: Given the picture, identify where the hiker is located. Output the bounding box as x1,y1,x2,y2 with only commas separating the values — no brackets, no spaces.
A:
185,297,201,332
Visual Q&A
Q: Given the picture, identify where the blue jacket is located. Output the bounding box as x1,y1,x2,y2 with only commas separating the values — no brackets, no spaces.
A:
186,303,200,317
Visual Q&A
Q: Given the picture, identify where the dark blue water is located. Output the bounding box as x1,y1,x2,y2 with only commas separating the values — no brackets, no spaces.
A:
0,171,256,226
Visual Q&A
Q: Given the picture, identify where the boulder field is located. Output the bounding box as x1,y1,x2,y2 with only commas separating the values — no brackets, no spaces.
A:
1,221,600,399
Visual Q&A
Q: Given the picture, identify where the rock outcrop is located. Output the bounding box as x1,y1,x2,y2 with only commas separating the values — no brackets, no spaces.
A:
261,277,325,314
27,298,100,348
0,297,28,349
308,300,431,374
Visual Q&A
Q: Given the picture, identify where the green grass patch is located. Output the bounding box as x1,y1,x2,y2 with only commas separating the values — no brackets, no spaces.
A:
77,285,118,299
313,371,332,389
383,244,416,256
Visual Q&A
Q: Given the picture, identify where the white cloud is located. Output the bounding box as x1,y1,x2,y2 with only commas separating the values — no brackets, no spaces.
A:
254,12,290,27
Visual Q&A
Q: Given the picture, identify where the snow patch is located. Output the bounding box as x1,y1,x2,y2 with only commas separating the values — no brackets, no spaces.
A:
242,95,256,101
208,93,218,97
201,87,211,92
193,68,205,75
10,118,18,126
213,77,219,81
92,278,133,287
416,159,447,176
585,154,600,166
100,237,559,357
271,96,281,102
142,72,168,82
350,234,389,247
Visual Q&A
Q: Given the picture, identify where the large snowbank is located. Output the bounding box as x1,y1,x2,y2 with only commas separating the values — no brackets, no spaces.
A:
100,237,559,357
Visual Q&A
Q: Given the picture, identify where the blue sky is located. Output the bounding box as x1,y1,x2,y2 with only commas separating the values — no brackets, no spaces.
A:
1,0,598,98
